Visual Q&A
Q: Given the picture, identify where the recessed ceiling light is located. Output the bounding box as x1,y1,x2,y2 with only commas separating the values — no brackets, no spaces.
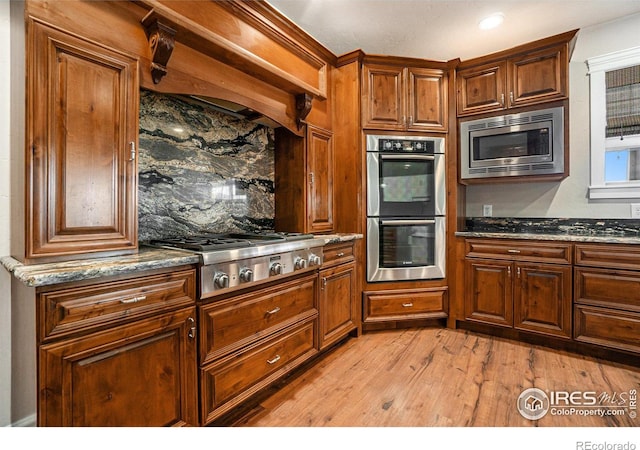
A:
479,13,504,30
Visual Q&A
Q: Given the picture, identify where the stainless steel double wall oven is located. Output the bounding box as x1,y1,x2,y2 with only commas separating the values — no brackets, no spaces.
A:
366,134,446,282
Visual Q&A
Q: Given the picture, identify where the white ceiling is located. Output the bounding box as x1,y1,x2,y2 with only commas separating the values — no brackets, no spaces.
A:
267,0,640,61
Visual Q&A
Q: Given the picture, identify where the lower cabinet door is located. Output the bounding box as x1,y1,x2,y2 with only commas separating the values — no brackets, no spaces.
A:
319,263,357,350
200,319,318,425
39,307,198,427
464,259,513,327
514,263,572,338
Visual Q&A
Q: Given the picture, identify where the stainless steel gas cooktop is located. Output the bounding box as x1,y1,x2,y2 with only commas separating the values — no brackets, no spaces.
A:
148,231,324,299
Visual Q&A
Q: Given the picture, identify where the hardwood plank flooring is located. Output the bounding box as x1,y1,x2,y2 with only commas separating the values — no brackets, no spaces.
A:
230,328,640,427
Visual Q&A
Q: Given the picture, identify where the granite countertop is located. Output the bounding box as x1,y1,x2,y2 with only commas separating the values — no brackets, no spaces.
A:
458,217,640,244
1,247,201,288
1,233,363,288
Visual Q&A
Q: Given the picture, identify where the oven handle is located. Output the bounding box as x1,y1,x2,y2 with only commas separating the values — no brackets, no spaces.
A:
379,154,435,161
379,219,436,226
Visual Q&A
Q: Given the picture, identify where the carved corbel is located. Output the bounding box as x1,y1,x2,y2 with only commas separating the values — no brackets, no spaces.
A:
295,93,312,130
142,15,176,84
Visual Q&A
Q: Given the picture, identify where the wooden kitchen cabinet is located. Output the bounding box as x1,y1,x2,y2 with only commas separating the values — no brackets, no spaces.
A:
26,20,138,262
464,239,572,338
573,244,640,354
275,125,334,233
37,267,198,426
318,241,358,350
456,31,576,116
362,63,448,132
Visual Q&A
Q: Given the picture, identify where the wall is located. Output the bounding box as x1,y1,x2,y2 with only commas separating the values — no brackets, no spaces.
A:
138,90,276,241
464,13,640,219
0,0,11,427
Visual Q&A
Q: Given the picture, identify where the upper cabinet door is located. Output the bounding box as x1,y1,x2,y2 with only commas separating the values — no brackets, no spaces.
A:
456,61,506,116
507,44,568,108
27,21,139,262
407,67,448,132
306,125,334,233
362,64,405,130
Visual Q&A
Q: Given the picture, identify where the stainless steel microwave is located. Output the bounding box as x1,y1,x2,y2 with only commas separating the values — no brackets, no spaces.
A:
459,106,564,180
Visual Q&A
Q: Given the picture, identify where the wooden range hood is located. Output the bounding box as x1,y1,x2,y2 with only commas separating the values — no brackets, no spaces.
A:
135,0,333,134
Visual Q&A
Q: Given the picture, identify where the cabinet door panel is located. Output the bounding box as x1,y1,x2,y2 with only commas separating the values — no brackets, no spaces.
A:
508,45,567,107
319,263,356,350
307,125,334,232
456,62,506,115
514,263,571,338
407,68,447,131
28,21,138,261
362,64,405,130
39,307,198,427
465,259,512,327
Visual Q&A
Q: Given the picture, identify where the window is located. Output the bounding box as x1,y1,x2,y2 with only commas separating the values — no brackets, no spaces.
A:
587,47,640,199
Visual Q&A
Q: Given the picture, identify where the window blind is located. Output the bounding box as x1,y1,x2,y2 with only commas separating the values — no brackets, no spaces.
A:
606,64,640,138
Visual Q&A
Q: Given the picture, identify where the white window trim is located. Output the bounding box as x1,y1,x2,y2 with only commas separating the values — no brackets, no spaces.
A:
587,46,640,199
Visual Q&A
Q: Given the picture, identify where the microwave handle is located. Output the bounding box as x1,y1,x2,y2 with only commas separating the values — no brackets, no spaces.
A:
379,154,435,161
379,219,436,226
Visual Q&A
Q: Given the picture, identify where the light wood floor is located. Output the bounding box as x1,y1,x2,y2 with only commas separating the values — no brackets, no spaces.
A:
231,327,640,427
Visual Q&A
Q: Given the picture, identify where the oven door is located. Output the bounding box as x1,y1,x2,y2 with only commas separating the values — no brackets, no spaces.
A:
367,153,445,217
366,217,445,282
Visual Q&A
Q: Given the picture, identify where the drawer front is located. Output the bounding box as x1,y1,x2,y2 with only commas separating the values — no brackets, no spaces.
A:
322,241,355,267
575,268,640,312
465,239,572,264
364,288,447,322
40,268,196,341
575,243,640,270
574,305,640,354
200,273,317,363
200,319,317,424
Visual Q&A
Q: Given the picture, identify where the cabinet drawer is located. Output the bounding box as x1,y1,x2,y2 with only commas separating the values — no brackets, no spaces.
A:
200,319,317,424
465,239,572,264
364,288,447,322
574,268,640,312
575,244,640,270
574,305,640,354
39,268,196,341
322,241,355,267
200,273,317,363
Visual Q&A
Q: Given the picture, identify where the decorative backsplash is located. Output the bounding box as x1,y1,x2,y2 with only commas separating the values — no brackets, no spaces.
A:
138,90,275,241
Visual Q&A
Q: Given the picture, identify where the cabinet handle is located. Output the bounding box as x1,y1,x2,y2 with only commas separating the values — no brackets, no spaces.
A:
501,93,505,105
321,277,327,290
309,172,314,185
507,249,521,254
128,141,136,161
510,91,514,104
507,266,511,277
187,317,196,340
266,306,281,315
402,302,413,308
408,116,413,126
517,267,521,278
267,355,281,365
120,295,146,304
337,252,345,257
